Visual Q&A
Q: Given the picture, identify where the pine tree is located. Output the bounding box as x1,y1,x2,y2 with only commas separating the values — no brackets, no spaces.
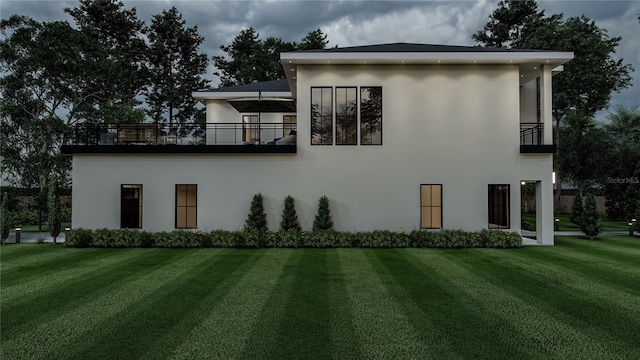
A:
1,193,10,245
570,192,584,225
47,178,62,244
244,193,267,232
280,195,301,232
313,196,333,231
580,193,603,240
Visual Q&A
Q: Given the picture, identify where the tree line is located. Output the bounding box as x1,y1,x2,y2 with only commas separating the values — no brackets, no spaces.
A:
1,0,637,221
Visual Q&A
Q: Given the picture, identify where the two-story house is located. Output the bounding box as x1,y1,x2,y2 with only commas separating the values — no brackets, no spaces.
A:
63,43,573,245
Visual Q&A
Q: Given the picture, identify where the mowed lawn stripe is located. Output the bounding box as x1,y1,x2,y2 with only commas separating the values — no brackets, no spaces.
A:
367,249,533,359
2,249,223,360
340,249,456,359
1,247,123,287
64,249,263,360
1,249,146,305
168,249,294,359
433,249,622,358
0,243,67,265
241,249,339,359
467,248,640,357
1,248,193,341
555,237,640,265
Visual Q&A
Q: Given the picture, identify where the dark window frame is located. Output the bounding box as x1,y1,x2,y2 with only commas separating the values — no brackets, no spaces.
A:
310,87,333,145
175,184,197,229
335,86,358,145
488,184,510,229
360,86,383,145
420,184,443,229
120,184,142,229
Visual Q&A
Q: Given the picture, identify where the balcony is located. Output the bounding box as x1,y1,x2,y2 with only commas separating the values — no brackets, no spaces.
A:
520,123,555,154
61,122,297,154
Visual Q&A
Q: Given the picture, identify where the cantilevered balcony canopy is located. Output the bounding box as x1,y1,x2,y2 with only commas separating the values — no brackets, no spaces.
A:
227,98,296,113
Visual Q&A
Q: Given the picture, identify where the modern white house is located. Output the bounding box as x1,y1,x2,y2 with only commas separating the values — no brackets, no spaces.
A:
63,43,573,245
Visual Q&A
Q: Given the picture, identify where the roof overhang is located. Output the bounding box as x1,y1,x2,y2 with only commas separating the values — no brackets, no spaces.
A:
192,91,292,102
281,50,574,95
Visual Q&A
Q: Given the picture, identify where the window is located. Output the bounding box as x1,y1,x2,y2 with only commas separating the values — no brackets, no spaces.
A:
283,115,297,137
121,185,142,228
311,87,333,145
176,184,197,229
360,87,382,145
420,184,442,229
336,87,357,145
488,184,510,228
242,115,258,142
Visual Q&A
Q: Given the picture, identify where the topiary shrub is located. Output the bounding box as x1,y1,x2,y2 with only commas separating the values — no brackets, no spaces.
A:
280,195,301,232
580,193,603,240
47,179,62,244
245,193,267,232
570,193,584,225
312,196,333,231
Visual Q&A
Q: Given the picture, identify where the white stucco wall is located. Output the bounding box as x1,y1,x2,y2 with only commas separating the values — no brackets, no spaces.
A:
72,64,554,242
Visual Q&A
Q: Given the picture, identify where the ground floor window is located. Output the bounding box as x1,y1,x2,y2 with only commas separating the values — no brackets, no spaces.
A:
420,184,442,229
121,184,142,228
176,184,197,229
488,184,510,228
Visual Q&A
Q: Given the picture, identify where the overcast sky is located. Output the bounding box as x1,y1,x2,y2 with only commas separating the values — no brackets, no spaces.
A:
2,0,639,118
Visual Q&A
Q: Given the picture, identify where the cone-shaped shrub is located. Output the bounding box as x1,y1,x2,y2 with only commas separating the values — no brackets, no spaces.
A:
570,192,584,225
1,193,10,245
244,193,267,232
280,195,301,231
313,195,333,231
47,179,62,244
580,193,603,240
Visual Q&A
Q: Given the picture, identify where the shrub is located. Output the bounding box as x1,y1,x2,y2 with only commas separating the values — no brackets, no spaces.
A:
47,179,62,244
581,193,603,240
272,229,302,248
280,195,301,232
155,230,207,248
244,193,267,232
312,196,333,231
65,228,93,247
570,193,584,225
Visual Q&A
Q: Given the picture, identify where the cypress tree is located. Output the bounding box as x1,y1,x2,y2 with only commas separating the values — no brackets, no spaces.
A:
280,195,301,231
1,193,10,245
47,179,62,244
570,192,584,225
313,195,333,231
580,193,603,240
244,193,267,232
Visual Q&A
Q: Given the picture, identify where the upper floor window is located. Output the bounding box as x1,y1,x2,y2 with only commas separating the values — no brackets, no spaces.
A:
311,87,333,145
336,87,357,145
360,87,382,145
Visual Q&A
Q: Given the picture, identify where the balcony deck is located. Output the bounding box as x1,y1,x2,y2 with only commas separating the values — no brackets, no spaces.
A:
61,122,297,154
520,123,555,154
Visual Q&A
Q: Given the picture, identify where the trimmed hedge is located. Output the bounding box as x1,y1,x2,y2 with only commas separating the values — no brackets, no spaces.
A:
65,228,522,249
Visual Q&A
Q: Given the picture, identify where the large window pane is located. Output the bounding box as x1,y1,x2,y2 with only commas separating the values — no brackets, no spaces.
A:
488,184,510,228
176,184,197,229
336,87,357,145
121,184,142,228
311,87,333,145
420,184,442,229
360,87,382,145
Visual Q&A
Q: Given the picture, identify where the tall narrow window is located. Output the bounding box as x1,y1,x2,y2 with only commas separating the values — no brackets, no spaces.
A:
336,87,357,145
121,185,142,228
488,184,510,228
311,87,333,145
283,115,297,137
420,184,442,229
176,184,197,229
360,87,382,145
242,115,258,142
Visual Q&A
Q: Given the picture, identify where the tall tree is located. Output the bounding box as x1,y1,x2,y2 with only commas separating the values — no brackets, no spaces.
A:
146,6,209,126
0,16,86,189
298,29,329,50
47,178,62,244
473,1,633,210
64,0,148,122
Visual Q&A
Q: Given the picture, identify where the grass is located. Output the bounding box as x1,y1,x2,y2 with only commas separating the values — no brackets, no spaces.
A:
2,236,640,359
523,213,629,231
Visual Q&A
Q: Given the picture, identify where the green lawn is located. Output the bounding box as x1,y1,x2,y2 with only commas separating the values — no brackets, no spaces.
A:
523,213,630,231
9,223,71,233
2,237,640,359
